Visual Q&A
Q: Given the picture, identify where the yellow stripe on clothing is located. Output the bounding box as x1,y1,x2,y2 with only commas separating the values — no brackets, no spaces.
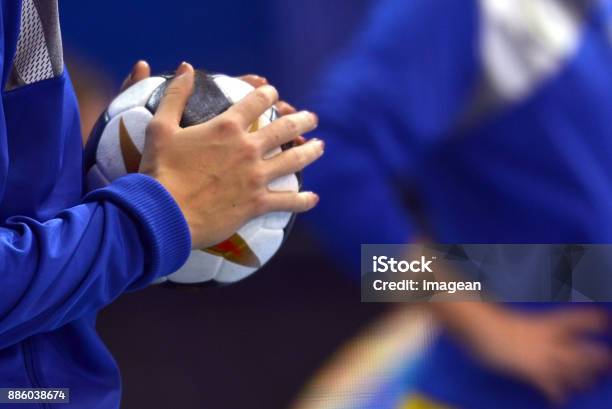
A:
401,394,451,409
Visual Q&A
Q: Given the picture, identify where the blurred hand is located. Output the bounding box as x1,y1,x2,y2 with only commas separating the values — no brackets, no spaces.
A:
139,62,323,248
461,306,611,405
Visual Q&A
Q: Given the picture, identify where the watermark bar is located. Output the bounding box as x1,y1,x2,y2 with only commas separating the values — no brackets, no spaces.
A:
361,244,612,302
0,388,69,404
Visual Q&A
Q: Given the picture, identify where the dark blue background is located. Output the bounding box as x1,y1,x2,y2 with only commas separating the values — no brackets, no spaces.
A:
60,0,373,101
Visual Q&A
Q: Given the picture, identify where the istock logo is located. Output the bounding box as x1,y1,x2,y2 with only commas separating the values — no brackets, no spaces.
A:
372,256,435,273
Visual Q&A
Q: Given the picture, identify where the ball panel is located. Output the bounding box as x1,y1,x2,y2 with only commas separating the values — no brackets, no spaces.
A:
248,228,284,266
214,263,255,284
212,75,276,134
151,276,168,285
263,212,292,230
214,228,284,283
84,112,110,175
146,71,232,127
108,77,166,118
86,164,110,191
262,174,299,229
236,217,265,239
268,173,299,192
166,250,222,284
95,107,152,181
211,74,254,103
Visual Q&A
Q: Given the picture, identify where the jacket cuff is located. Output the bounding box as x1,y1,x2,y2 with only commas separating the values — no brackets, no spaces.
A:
84,173,191,279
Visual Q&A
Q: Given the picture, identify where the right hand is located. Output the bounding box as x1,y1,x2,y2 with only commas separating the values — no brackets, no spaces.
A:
138,62,323,249
448,305,611,405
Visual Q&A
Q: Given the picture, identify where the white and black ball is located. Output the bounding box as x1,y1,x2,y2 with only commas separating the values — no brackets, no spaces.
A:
84,70,300,285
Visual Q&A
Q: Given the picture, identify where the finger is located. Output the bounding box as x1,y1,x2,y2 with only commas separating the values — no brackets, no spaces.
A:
226,85,279,128
554,341,611,393
573,342,612,381
121,60,151,92
533,376,567,406
132,61,151,82
154,62,194,127
263,139,324,181
237,76,297,117
295,136,307,145
557,363,596,394
276,101,297,116
239,74,268,88
555,349,595,391
259,191,319,214
554,309,609,335
256,111,317,152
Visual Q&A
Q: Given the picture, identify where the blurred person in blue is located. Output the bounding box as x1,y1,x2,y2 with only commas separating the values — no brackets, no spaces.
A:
306,0,612,407
0,1,323,408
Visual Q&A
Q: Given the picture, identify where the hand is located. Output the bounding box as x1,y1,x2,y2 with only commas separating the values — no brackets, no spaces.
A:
121,64,306,146
139,62,323,248
454,305,611,405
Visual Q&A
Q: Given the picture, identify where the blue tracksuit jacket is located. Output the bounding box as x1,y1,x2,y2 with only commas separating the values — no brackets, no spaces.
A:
0,1,191,408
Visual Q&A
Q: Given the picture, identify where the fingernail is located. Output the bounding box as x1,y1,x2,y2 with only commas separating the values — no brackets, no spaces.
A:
309,111,319,126
250,75,267,82
300,111,317,125
311,192,320,206
312,138,325,151
175,62,191,77
260,84,278,99
133,60,147,75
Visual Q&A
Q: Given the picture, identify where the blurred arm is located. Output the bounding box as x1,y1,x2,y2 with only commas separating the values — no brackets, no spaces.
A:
304,0,480,273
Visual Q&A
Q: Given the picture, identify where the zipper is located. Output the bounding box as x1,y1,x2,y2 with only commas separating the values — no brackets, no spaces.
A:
22,338,49,409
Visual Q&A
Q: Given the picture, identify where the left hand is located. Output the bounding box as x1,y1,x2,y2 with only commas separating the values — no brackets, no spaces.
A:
121,62,307,147
121,62,298,117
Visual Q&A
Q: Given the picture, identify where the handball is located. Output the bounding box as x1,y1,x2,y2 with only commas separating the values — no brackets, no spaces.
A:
84,70,299,285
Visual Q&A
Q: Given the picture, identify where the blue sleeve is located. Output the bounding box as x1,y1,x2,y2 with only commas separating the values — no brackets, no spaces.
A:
304,0,480,272
0,174,191,348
